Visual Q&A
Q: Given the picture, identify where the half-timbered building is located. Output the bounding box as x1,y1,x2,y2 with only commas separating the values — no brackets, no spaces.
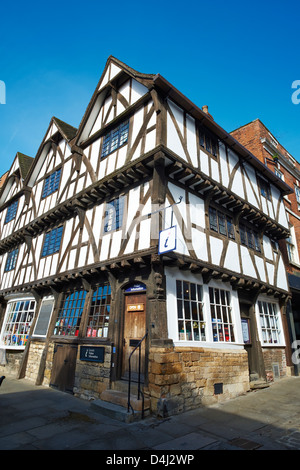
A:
0,57,294,417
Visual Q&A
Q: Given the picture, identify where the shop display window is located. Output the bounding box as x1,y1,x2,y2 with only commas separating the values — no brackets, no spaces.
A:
54,289,87,336
0,298,36,348
86,283,111,338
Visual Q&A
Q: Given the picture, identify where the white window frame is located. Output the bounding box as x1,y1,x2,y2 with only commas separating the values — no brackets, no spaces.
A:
32,296,55,338
0,296,36,349
255,296,285,347
165,267,244,348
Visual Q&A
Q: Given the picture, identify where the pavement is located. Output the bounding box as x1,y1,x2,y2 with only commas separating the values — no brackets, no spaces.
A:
0,373,300,451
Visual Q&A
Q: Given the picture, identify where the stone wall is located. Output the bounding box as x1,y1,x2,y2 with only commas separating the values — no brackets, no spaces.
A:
73,344,112,401
25,341,45,382
262,347,287,382
0,349,23,377
148,345,250,416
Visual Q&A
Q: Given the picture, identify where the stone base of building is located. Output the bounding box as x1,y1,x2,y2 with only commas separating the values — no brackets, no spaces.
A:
148,345,250,417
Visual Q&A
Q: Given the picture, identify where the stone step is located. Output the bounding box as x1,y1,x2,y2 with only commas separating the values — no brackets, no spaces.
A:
90,399,141,423
100,389,150,412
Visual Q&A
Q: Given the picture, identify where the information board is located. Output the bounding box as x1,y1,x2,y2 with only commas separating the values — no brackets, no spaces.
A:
80,346,105,363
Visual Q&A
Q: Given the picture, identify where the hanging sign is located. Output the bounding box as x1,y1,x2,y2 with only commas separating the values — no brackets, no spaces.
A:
158,226,177,254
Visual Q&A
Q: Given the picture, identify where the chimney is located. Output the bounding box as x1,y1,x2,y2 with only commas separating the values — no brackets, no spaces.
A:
202,105,214,120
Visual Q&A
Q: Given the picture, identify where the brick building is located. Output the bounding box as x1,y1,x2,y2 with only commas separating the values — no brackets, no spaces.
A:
231,119,300,375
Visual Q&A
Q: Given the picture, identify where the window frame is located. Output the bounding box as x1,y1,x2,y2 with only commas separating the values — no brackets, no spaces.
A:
42,168,62,199
239,223,261,252
209,286,235,343
5,199,19,224
41,225,64,257
209,206,235,240
199,126,219,158
53,289,87,337
5,248,19,272
176,280,205,342
101,120,129,158
103,196,125,234
0,297,36,349
256,297,285,346
86,283,112,338
258,176,271,201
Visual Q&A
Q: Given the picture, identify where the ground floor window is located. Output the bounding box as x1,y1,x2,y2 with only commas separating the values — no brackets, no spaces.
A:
176,280,205,341
0,298,36,348
209,287,235,342
257,299,283,345
54,289,87,337
86,283,111,338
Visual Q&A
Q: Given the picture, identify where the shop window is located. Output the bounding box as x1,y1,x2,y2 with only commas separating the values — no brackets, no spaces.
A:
209,287,235,342
239,223,261,252
42,168,61,199
101,120,129,158
257,300,283,345
5,248,19,272
5,199,19,224
176,280,205,341
86,283,111,338
41,225,63,257
104,196,124,233
53,289,87,337
0,298,36,348
209,207,235,240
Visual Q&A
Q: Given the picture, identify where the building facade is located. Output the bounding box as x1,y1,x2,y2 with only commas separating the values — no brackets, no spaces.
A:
0,58,294,417
231,119,300,375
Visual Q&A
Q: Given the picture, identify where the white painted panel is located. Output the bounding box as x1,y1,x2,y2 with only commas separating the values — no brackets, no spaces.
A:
210,157,220,183
186,114,197,167
100,234,111,261
138,219,151,250
263,236,273,260
188,192,205,228
116,145,127,170
107,152,117,175
167,110,186,161
210,236,223,266
219,143,229,187
276,256,288,291
199,149,209,176
110,63,122,80
110,230,123,258
124,226,137,254
266,262,275,285
231,169,245,200
132,107,144,146
192,228,208,261
79,245,87,267
255,255,266,282
119,80,130,103
98,67,110,90
67,249,76,270
131,79,148,104
169,100,184,135
144,129,156,154
240,245,256,278
278,199,289,228
224,241,240,273
126,186,140,232
116,99,126,116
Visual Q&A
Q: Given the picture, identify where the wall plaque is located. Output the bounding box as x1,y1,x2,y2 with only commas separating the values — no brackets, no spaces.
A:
80,346,105,363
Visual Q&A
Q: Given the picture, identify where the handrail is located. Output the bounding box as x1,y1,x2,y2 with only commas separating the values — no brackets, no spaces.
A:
127,329,148,419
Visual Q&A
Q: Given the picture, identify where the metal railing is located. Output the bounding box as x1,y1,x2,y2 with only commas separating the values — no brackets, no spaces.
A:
127,330,148,419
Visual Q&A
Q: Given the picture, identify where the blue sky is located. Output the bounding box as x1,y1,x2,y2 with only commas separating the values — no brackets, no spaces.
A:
1,0,299,177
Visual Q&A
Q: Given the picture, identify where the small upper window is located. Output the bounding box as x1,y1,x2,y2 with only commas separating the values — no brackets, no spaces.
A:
101,120,129,158
258,176,271,201
104,196,125,233
41,226,63,257
209,207,235,239
199,127,218,157
42,169,61,199
239,223,261,252
5,199,18,224
5,248,19,272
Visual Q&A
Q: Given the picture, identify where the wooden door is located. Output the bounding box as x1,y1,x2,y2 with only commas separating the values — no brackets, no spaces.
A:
50,343,78,393
122,293,146,381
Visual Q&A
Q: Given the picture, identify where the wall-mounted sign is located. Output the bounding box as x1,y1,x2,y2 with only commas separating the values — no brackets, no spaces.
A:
158,226,177,254
241,318,251,344
127,303,144,312
125,283,146,293
80,346,105,363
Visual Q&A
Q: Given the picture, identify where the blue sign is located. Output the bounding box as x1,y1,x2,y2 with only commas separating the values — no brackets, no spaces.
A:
125,282,146,293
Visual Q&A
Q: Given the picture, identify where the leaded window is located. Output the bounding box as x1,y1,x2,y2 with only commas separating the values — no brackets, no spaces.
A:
209,207,235,239
104,196,124,233
5,248,19,272
54,289,87,337
42,168,61,198
0,299,36,348
86,284,111,338
5,199,19,224
199,127,218,157
209,287,235,342
176,280,205,341
41,226,63,257
101,120,129,158
239,223,261,252
257,300,282,344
